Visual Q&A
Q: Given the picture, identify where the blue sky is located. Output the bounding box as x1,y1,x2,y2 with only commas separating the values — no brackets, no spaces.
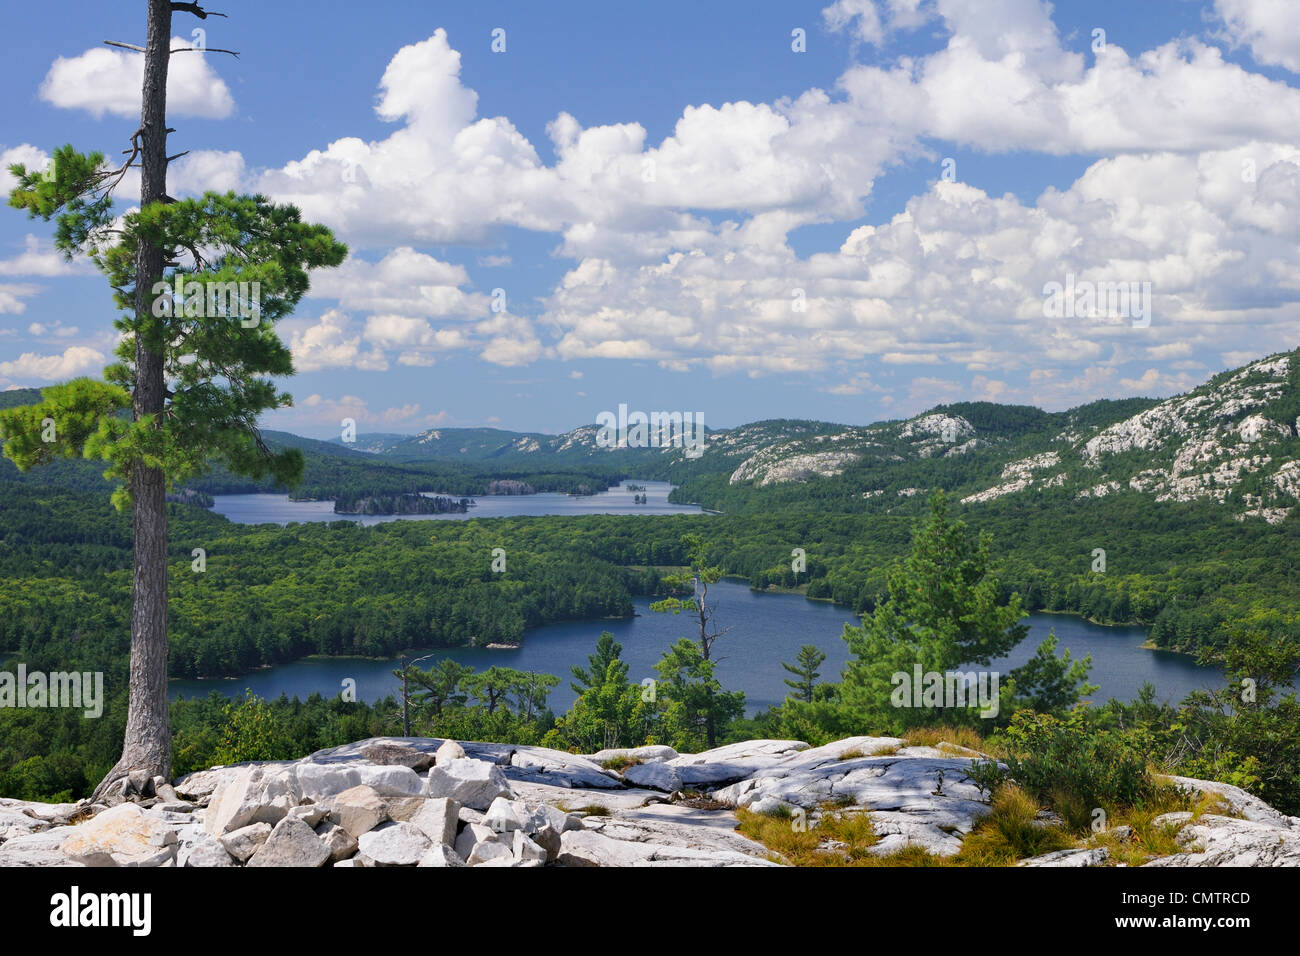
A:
3,0,1300,438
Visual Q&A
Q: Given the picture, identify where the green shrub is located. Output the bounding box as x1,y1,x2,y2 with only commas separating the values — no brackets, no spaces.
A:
969,710,1154,827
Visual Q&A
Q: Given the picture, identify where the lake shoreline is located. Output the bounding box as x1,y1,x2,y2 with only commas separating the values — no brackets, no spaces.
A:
169,579,1253,714
211,479,705,526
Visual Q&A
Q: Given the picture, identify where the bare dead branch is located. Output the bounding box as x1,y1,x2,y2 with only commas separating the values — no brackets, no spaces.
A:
169,47,240,57
106,39,239,58
171,2,228,18
166,152,191,164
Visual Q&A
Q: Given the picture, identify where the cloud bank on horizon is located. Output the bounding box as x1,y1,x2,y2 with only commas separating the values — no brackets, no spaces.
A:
2,0,1299,434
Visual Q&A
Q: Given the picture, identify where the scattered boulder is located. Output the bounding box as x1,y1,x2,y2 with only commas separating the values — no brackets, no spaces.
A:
126,769,155,798
295,763,361,803
327,785,388,839
483,796,526,834
384,797,427,823
204,765,301,835
220,822,272,863
288,804,328,828
154,782,181,804
356,765,424,798
61,804,178,867
455,823,501,862
458,806,485,827
426,758,513,810
246,816,330,868
418,844,466,867
357,822,432,866
408,797,459,846
15,736,1300,869
172,768,226,803
185,837,237,868
467,840,514,866
315,821,359,863
513,830,548,866
362,742,435,772
435,739,467,764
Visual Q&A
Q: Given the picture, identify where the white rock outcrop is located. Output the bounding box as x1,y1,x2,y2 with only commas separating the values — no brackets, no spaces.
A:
2,735,1295,868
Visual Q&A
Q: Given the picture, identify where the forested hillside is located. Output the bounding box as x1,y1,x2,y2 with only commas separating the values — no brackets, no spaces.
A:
2,348,1298,803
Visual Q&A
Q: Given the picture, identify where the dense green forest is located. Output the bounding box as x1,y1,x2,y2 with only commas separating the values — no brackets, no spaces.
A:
3,472,1297,681
8,486,1293,818
3,362,1299,810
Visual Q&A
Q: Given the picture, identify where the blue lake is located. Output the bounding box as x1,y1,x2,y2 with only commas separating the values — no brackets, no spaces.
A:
210,479,703,525
170,579,1234,716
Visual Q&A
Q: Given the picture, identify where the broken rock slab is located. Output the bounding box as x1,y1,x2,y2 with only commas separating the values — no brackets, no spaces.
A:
246,816,330,868
361,742,435,772
326,785,389,839
357,821,432,866
203,764,302,835
408,797,459,846
220,822,272,863
185,836,238,868
61,803,178,867
426,758,513,810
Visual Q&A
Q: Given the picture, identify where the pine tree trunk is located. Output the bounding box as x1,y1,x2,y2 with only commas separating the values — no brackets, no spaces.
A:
94,0,173,799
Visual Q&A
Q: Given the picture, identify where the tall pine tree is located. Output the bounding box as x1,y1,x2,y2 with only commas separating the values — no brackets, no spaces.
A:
1,0,347,795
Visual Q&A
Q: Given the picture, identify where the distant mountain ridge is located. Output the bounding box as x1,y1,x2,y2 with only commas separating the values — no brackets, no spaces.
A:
332,348,1299,522
6,348,1299,521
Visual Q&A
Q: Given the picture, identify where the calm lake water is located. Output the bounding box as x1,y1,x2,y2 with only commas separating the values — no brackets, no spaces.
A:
210,480,703,525
169,579,1234,715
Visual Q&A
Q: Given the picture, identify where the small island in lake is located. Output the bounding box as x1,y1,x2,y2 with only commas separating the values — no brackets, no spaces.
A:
333,493,471,515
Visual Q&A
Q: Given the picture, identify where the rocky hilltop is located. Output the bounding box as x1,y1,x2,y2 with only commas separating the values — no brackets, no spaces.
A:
319,348,1300,523
1,736,1296,867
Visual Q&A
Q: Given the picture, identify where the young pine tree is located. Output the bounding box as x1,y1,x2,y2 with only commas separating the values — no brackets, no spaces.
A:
782,644,827,704
839,491,1090,733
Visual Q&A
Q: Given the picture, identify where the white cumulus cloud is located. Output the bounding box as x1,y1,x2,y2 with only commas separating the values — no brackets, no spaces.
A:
39,38,234,118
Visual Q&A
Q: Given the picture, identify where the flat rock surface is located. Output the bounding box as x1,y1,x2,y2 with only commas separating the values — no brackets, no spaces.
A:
712,745,989,856
1142,813,1300,867
0,828,84,866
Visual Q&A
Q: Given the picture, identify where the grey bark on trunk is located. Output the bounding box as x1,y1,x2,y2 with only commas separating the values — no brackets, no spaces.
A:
93,0,174,800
